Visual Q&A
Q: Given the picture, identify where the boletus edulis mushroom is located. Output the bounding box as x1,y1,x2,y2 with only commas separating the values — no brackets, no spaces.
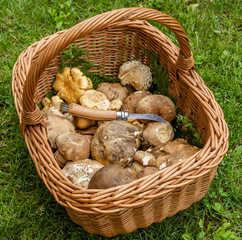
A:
91,121,142,166
88,165,137,189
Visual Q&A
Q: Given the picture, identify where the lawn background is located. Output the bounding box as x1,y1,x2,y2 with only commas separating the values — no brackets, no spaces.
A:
0,0,241,239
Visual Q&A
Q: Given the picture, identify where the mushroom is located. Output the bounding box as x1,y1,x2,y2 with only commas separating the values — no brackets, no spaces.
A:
85,135,93,144
88,165,137,189
73,116,96,130
110,99,122,111
91,121,142,167
49,95,64,109
41,96,63,119
121,90,151,113
96,82,129,102
127,119,144,128
149,139,200,170
136,166,160,178
118,60,153,91
53,67,92,104
41,95,74,121
125,161,144,175
70,67,93,90
79,90,111,110
133,150,156,167
136,95,176,122
45,115,75,148
125,84,136,95
54,150,68,168
76,126,97,135
142,122,174,147
62,159,103,189
56,132,91,161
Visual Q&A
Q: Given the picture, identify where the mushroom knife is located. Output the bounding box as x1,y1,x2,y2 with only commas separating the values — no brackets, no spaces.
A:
60,103,166,123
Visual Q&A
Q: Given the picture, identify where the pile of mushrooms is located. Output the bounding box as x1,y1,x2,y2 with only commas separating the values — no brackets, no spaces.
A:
42,61,200,190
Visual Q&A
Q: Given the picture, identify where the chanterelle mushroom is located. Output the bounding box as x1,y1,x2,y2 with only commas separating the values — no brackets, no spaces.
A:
79,90,111,110
70,67,93,90
110,99,122,111
41,96,63,119
118,60,153,91
53,67,92,104
41,95,73,121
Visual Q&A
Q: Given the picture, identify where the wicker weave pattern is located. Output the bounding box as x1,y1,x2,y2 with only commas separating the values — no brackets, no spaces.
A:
12,8,228,237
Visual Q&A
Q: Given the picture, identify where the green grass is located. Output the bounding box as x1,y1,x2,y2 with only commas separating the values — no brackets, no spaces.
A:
0,0,241,239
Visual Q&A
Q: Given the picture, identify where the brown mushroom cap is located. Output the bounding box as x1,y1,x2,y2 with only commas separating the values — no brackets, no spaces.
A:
129,161,145,175
133,150,156,167
76,126,97,135
45,115,75,149
118,61,153,91
91,121,142,167
142,122,174,147
136,166,160,178
121,90,151,113
62,159,103,189
150,139,200,170
136,95,176,122
73,116,96,129
96,82,129,102
88,165,137,189
54,150,69,168
56,132,90,161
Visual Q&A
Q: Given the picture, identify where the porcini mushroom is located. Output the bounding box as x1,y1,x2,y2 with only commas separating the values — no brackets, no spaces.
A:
91,121,142,167
62,159,103,189
133,150,156,167
136,95,176,122
136,166,160,178
118,60,153,91
54,150,68,168
96,82,129,102
121,90,151,113
56,132,91,161
45,115,75,148
88,165,137,189
73,117,96,130
149,139,200,170
142,121,174,147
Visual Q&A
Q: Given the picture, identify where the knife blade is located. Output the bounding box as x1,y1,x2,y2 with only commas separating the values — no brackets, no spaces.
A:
116,112,166,123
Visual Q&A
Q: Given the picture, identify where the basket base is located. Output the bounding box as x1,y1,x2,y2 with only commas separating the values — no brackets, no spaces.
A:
66,169,216,237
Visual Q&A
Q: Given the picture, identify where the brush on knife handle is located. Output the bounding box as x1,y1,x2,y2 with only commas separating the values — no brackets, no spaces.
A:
61,103,117,121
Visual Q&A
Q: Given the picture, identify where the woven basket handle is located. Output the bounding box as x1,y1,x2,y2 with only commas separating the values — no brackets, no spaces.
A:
21,7,194,128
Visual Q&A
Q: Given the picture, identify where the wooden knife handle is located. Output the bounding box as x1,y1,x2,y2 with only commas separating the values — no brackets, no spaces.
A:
68,103,117,121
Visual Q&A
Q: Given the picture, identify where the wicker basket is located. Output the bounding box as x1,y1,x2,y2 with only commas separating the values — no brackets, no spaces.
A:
12,8,228,237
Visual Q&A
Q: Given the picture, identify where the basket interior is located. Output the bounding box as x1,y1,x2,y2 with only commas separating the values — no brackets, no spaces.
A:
36,24,209,145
